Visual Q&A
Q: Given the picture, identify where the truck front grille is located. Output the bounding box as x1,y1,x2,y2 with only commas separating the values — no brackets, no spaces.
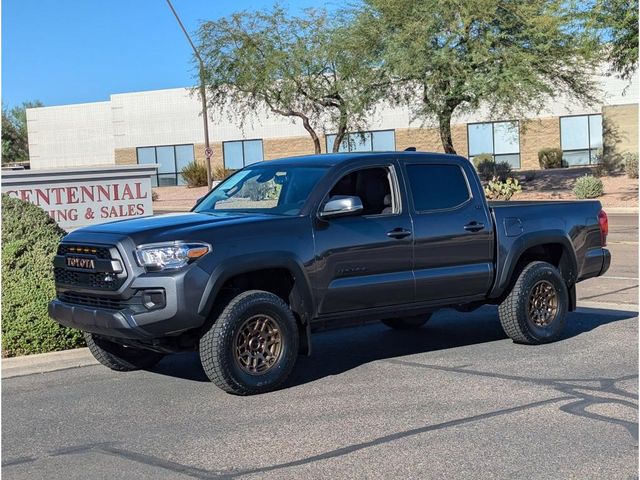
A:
59,292,125,310
54,243,127,291
57,244,112,259
54,269,122,290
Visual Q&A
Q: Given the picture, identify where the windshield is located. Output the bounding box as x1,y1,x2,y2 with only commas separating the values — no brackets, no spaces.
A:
194,165,328,216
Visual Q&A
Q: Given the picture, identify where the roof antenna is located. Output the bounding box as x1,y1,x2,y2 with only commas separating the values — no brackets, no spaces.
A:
404,147,416,151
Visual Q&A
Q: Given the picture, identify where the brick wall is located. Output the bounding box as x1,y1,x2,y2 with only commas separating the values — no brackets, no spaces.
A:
114,148,137,165
519,117,561,170
395,126,468,156
194,142,224,170
603,104,639,157
263,136,322,159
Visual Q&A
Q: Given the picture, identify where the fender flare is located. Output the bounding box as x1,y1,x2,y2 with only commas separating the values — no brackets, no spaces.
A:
489,230,578,299
197,251,315,323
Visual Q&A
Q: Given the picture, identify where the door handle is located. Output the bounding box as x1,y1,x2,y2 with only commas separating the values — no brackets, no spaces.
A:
387,228,412,239
464,221,486,232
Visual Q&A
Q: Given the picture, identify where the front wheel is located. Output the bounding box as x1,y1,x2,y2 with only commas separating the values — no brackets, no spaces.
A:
498,261,569,344
199,290,299,395
84,333,164,371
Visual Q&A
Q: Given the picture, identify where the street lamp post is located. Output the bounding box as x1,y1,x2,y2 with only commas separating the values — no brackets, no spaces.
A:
166,0,213,190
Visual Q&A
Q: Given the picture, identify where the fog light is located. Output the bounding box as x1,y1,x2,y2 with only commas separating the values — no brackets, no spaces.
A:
142,289,166,310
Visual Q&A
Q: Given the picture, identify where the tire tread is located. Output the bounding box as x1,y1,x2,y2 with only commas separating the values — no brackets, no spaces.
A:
498,261,567,345
199,290,298,395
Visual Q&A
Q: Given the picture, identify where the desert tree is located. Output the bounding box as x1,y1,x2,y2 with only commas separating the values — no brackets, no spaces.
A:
585,0,639,80
358,0,601,154
1,100,43,165
197,6,388,153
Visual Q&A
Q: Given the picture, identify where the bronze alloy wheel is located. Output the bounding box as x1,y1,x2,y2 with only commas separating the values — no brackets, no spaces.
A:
234,314,283,375
527,280,559,327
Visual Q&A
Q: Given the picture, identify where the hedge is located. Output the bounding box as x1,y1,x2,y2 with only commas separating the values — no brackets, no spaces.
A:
1,195,85,356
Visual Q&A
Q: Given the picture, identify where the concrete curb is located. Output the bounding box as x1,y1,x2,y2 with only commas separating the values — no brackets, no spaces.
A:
2,301,636,379
2,348,97,379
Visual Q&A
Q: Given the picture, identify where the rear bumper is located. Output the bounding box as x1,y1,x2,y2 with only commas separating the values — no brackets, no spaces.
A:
600,248,611,276
579,247,611,281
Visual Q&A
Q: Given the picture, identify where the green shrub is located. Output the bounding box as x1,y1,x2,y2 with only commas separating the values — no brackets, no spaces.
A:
1,195,85,356
212,164,233,181
624,152,638,179
474,156,512,182
572,175,604,199
538,148,564,169
484,177,522,201
494,162,513,182
475,157,497,181
180,161,208,187
472,153,494,168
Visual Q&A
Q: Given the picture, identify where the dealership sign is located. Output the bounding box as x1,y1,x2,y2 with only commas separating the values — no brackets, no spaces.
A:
1,164,158,230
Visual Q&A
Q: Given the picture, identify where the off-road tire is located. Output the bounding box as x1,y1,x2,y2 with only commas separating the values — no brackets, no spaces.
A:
84,333,164,371
382,313,432,330
199,290,299,395
498,261,568,345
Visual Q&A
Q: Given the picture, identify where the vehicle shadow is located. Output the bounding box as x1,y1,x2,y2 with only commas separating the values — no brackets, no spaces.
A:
149,305,637,386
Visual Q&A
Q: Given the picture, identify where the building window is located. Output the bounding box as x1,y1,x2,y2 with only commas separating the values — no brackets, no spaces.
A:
325,130,396,153
560,114,602,166
467,121,520,169
137,144,194,187
222,139,264,170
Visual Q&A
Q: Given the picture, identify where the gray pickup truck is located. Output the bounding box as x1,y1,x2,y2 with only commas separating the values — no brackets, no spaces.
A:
49,151,610,394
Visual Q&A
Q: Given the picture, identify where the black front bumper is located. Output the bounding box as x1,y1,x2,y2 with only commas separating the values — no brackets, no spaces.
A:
49,300,153,339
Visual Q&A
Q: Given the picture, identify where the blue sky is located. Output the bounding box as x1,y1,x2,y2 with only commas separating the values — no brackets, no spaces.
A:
2,0,332,107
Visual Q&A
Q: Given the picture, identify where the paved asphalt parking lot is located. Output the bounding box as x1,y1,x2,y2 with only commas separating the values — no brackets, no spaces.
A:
2,214,638,479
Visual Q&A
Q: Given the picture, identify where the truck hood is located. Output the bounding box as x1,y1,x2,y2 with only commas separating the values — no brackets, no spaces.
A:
74,212,276,236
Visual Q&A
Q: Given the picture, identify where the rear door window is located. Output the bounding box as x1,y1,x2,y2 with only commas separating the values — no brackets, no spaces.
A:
406,164,471,212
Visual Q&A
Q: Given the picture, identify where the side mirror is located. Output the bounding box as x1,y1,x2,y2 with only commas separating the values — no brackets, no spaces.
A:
319,195,363,219
195,196,205,206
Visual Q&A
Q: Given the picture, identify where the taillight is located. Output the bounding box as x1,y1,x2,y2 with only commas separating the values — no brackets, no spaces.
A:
598,210,608,247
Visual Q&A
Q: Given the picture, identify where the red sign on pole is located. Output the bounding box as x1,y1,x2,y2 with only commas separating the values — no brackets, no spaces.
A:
205,147,213,158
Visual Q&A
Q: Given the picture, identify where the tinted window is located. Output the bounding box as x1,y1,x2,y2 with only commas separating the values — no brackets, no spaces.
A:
406,164,470,211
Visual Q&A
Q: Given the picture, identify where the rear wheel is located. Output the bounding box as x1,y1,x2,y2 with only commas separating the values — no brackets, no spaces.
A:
199,290,299,395
84,333,164,371
498,261,568,344
382,313,432,330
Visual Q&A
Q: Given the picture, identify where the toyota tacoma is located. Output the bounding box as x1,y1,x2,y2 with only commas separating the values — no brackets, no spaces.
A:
49,152,611,395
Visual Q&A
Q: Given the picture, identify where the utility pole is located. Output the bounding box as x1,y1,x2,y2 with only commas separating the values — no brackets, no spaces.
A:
166,0,213,190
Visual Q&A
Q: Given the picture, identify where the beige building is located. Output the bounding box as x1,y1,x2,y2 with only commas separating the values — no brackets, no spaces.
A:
26,71,638,186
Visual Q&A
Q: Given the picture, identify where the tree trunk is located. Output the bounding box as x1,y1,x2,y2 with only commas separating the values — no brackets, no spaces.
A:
300,115,322,154
438,110,457,154
332,109,349,153
267,104,322,154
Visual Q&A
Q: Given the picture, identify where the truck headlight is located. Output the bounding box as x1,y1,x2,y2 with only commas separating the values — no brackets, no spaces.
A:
135,242,210,271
